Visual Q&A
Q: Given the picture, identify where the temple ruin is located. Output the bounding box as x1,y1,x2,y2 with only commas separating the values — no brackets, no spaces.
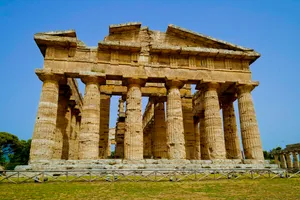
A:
28,22,269,169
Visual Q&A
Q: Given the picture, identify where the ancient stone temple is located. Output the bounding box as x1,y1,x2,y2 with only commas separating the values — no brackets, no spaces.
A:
27,22,269,170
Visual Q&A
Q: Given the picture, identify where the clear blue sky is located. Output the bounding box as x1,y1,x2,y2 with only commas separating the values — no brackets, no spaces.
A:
0,0,299,151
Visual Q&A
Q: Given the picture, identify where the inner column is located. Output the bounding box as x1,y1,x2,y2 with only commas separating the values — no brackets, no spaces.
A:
222,96,242,159
153,98,168,158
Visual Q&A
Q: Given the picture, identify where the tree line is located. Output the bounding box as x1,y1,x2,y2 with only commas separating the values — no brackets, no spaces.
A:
0,132,31,170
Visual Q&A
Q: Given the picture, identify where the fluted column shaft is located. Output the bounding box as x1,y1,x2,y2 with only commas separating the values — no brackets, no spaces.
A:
203,83,226,159
153,101,168,158
99,93,111,158
293,152,299,168
182,97,195,159
30,74,60,161
115,98,125,158
79,77,102,159
52,92,68,159
237,85,264,160
222,99,242,159
68,109,78,160
166,81,186,159
286,152,293,169
280,153,287,169
61,105,71,159
124,80,143,160
199,113,209,160
194,117,201,160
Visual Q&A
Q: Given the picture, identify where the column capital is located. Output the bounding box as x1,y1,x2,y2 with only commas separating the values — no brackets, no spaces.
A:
220,93,236,105
80,75,105,85
165,79,185,89
36,70,65,83
236,83,258,94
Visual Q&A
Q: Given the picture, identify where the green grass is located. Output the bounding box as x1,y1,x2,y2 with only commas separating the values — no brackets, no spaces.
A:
0,179,300,200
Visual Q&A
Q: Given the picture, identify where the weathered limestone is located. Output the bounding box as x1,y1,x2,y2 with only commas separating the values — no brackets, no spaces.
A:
115,98,125,158
78,76,103,160
99,93,111,158
286,152,293,169
292,152,299,168
68,108,78,160
152,101,168,158
182,96,196,159
280,153,287,169
222,97,242,159
237,84,264,160
199,112,209,160
166,80,186,159
124,79,144,160
193,117,201,160
29,23,267,166
30,74,61,161
61,105,71,160
202,83,226,159
52,91,68,159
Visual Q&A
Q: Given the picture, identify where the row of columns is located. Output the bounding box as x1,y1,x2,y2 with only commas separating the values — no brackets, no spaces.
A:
276,152,299,169
30,74,263,161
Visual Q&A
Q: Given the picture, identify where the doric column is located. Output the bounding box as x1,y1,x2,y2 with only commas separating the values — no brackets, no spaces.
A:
153,99,168,158
237,84,264,160
293,152,299,169
203,82,226,159
182,96,195,159
286,152,293,169
274,154,280,167
30,73,62,161
193,116,201,160
99,93,111,158
68,106,79,160
166,80,186,159
280,153,287,169
222,97,242,159
199,112,209,160
78,76,104,160
61,105,72,160
115,98,125,158
52,91,68,159
74,114,81,159
124,78,145,160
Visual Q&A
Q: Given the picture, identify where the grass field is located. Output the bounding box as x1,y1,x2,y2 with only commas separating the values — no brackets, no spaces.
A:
0,178,299,200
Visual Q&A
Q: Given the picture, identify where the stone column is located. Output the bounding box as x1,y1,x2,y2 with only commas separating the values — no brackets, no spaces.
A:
222,97,242,159
61,105,72,160
203,82,226,159
115,98,125,158
74,114,81,159
99,93,111,158
199,112,209,160
237,84,264,160
68,107,79,160
274,154,280,167
280,153,287,169
182,96,195,159
286,152,293,169
193,117,201,160
30,73,61,161
153,100,168,158
124,79,144,160
52,91,68,159
293,152,299,169
78,76,103,160
166,80,186,159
